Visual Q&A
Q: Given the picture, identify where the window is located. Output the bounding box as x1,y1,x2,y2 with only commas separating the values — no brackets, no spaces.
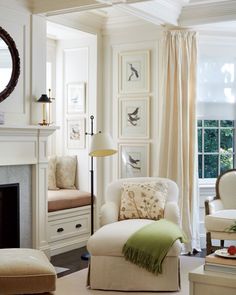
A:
198,120,235,179
197,43,236,179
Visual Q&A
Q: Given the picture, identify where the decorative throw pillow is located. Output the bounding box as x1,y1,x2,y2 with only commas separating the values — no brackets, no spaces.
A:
56,156,77,189
48,156,59,190
119,181,168,221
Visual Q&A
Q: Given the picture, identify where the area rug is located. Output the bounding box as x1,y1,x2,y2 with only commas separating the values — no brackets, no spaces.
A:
53,256,204,295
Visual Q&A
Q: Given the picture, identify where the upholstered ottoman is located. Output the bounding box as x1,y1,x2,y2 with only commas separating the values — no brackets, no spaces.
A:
87,219,181,291
0,248,56,294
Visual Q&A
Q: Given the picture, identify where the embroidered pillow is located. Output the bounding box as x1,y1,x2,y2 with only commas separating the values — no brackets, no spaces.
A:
48,156,59,190
119,181,168,220
56,156,77,189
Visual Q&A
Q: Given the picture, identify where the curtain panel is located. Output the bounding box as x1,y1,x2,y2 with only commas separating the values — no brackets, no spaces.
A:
158,30,200,252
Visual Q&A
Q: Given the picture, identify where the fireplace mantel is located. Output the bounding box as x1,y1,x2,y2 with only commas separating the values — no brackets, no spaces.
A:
0,124,59,256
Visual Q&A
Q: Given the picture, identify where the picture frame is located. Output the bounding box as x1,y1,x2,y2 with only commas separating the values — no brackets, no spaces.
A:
119,97,150,139
118,50,150,94
119,143,150,178
67,117,85,149
67,82,86,114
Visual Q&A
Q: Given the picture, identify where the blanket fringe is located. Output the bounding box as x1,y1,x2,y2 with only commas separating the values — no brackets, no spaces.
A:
122,244,164,275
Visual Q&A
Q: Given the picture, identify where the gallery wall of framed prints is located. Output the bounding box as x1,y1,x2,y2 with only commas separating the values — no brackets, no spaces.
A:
66,82,86,150
117,49,151,178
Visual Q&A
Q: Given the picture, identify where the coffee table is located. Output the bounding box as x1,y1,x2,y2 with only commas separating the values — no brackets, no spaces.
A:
189,265,236,295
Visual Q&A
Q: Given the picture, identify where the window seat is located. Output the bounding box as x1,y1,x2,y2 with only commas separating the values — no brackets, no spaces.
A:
48,189,91,212
47,155,92,255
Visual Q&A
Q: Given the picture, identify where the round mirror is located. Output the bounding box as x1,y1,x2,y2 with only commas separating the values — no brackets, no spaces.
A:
0,26,20,103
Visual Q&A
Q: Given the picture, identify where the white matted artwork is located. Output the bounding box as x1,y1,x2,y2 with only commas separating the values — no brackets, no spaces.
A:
119,143,149,178
119,97,150,139
67,82,85,114
67,118,85,149
119,50,150,94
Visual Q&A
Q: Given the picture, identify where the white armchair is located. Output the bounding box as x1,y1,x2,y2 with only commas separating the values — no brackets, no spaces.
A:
205,169,236,255
87,177,182,291
100,177,180,226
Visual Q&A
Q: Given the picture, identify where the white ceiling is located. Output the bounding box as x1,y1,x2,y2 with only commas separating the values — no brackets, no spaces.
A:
46,0,236,38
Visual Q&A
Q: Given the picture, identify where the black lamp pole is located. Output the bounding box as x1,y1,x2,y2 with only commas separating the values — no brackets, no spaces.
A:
85,115,95,235
81,115,95,260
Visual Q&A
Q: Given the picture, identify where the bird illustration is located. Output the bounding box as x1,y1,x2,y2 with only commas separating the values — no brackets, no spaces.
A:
128,63,139,81
127,107,140,126
128,154,140,165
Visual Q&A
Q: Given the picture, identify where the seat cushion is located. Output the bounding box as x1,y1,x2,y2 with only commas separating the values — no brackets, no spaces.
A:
48,189,91,212
205,209,236,232
0,248,56,294
87,219,181,257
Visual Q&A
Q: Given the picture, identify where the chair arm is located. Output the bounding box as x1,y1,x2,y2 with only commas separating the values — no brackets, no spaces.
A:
100,202,119,226
164,202,180,225
205,196,224,215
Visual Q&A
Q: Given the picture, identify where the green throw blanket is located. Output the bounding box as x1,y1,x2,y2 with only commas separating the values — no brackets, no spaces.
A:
122,219,187,275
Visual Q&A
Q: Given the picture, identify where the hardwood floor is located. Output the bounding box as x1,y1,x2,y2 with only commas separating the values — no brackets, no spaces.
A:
50,247,89,278
51,247,206,278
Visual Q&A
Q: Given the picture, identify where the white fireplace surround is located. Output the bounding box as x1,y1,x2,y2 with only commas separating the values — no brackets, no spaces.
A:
0,125,58,256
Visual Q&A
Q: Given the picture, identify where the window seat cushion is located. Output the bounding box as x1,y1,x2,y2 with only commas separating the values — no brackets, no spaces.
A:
48,189,91,212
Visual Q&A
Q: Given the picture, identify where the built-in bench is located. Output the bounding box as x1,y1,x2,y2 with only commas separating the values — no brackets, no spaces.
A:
47,155,91,255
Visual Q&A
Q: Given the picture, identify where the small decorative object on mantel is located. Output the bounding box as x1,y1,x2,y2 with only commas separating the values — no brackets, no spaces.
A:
0,112,4,124
37,89,55,126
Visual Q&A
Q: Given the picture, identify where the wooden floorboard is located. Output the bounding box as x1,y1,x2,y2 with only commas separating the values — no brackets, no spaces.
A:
50,247,89,278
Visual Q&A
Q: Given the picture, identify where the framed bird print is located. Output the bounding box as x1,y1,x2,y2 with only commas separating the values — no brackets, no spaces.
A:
67,117,85,149
118,50,150,94
119,97,150,139
67,82,86,114
119,143,150,178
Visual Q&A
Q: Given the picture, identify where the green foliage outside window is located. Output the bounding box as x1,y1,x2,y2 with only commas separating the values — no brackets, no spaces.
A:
198,120,235,178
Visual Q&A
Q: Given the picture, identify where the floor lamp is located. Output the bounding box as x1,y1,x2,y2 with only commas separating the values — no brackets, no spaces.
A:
81,115,117,260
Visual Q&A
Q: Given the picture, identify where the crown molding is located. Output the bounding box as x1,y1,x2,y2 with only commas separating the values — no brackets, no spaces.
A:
179,0,236,26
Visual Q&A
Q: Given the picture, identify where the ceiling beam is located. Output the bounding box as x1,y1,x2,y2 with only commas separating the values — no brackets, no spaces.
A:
32,0,150,15
179,0,236,26
117,0,185,26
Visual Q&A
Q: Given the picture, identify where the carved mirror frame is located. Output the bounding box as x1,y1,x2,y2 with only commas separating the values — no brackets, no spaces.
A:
0,26,20,103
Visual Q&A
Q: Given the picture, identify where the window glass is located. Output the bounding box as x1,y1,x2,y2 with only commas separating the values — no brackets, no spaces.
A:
204,155,218,178
220,129,234,151
220,120,234,127
204,129,218,153
198,129,202,153
220,153,234,174
204,120,218,127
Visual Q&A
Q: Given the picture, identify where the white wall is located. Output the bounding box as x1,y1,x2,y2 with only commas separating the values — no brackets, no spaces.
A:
0,3,31,124
101,23,164,205
52,34,97,193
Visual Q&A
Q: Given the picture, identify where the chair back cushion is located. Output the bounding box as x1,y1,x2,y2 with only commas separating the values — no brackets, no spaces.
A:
217,170,236,209
106,177,178,208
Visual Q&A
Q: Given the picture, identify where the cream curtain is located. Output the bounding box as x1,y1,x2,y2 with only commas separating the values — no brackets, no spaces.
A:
158,30,200,252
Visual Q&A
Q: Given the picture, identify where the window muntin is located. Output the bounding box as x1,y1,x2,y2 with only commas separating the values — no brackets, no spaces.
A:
198,120,235,179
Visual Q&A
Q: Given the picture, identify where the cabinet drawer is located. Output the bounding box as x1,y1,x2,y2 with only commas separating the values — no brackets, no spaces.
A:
49,214,90,242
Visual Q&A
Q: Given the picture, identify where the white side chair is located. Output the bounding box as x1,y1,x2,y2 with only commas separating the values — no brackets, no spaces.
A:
205,169,236,255
87,177,182,291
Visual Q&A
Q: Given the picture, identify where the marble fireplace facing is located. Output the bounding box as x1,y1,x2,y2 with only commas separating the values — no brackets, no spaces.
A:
0,125,57,256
